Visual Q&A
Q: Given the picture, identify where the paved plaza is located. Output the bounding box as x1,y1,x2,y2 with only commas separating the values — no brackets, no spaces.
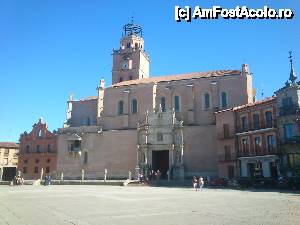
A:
0,185,299,225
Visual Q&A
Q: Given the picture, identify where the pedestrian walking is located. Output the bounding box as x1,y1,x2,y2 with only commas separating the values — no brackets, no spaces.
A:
192,176,198,191
199,176,204,191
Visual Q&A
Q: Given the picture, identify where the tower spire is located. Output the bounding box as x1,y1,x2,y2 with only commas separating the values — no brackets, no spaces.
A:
289,51,297,83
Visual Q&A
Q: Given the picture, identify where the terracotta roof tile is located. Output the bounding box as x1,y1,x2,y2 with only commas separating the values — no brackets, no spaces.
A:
112,70,241,87
233,97,276,111
0,142,19,148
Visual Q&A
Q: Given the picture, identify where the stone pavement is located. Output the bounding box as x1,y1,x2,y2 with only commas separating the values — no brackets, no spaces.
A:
0,185,299,225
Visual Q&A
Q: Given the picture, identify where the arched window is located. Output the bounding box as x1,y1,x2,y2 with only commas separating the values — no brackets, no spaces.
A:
221,92,228,109
204,93,210,110
118,101,124,115
131,99,138,114
174,95,180,112
47,144,52,152
38,130,42,137
25,145,30,153
160,97,166,112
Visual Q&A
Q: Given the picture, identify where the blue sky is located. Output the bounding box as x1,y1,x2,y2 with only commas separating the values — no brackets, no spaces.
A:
0,0,299,142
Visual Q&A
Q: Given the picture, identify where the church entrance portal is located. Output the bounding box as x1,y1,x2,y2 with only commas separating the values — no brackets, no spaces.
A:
2,167,16,181
152,150,169,179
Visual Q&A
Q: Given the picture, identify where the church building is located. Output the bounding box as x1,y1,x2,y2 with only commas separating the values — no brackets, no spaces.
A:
56,21,255,180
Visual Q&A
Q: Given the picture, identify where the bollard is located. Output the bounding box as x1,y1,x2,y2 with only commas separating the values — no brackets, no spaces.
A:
81,169,85,181
61,172,64,181
104,169,107,182
40,168,44,181
128,171,132,180
167,170,170,181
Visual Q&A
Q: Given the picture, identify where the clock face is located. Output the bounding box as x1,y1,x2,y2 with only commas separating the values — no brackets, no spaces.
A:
122,61,129,69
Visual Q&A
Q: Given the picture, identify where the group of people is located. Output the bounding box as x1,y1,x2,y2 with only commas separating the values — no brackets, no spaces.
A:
11,175,24,186
44,175,52,186
138,170,163,182
193,176,204,191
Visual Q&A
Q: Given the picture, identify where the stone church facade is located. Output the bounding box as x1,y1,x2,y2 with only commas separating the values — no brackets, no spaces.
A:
56,21,255,179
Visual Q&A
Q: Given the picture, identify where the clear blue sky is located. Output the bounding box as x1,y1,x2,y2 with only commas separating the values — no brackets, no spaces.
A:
0,0,299,142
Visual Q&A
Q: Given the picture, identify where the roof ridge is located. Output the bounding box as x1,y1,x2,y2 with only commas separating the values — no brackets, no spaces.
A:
112,69,241,87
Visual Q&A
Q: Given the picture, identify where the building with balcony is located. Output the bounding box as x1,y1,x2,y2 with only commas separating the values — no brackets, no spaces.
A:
0,142,19,181
216,97,279,178
17,118,57,179
275,52,300,177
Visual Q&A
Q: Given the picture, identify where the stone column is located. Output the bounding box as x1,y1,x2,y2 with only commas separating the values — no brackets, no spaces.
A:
104,169,107,181
81,169,85,181
40,168,44,180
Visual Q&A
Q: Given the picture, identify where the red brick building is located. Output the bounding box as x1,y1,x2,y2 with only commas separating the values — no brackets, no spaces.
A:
216,97,279,178
18,118,57,179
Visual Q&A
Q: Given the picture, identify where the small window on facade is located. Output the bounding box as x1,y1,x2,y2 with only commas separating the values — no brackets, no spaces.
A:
242,138,249,154
221,92,227,109
254,137,261,154
174,95,180,112
84,152,88,164
282,97,293,107
69,140,81,152
36,145,40,153
253,114,260,130
47,144,51,152
241,116,248,131
157,132,163,141
129,76,133,80
25,145,30,153
34,167,38,174
46,167,50,173
284,124,294,139
131,99,137,114
38,130,42,137
204,93,210,110
23,167,27,174
4,149,9,156
265,111,273,128
74,140,81,150
118,101,124,115
35,159,39,163
119,77,123,82
24,159,28,164
126,42,131,48
135,43,138,49
47,159,51,163
160,97,166,112
267,135,275,152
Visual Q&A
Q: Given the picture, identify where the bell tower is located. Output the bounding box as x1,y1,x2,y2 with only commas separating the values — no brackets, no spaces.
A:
112,20,150,84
